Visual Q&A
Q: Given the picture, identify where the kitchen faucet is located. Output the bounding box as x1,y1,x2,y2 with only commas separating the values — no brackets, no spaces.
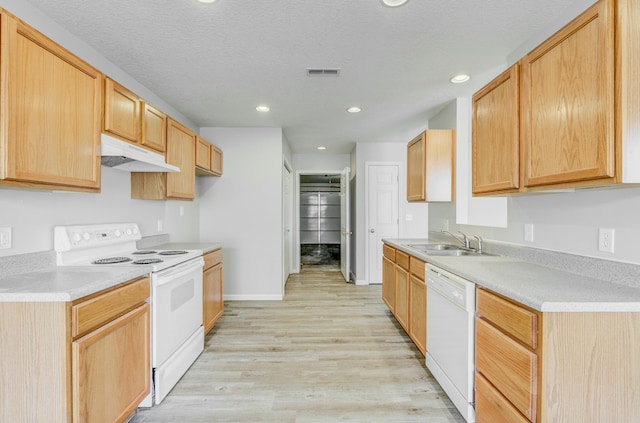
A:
442,230,471,249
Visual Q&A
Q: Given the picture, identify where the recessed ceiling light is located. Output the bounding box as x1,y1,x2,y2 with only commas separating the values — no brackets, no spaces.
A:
317,146,327,151
347,106,362,113
450,74,471,84
196,0,218,3
256,105,270,112
381,0,409,7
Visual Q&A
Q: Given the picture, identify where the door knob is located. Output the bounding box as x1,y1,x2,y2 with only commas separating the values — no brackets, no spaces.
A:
370,228,375,233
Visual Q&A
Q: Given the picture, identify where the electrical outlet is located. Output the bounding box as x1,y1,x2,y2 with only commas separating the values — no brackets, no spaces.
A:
405,213,413,221
598,228,615,253
524,224,534,242
0,227,12,249
442,219,449,231
157,219,164,232
179,206,185,217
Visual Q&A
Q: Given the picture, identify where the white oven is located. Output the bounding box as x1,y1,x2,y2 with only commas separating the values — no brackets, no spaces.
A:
54,223,205,407
149,256,204,405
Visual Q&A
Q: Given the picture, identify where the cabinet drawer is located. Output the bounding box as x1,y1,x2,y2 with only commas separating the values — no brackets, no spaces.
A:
396,250,409,270
72,277,150,338
383,244,396,261
475,372,529,423
476,318,537,421
477,288,538,349
409,256,426,280
204,249,223,270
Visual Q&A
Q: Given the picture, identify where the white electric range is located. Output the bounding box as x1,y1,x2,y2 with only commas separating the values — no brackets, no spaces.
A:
54,223,205,407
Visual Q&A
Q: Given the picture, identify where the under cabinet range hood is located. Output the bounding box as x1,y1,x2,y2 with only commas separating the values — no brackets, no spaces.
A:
100,133,179,172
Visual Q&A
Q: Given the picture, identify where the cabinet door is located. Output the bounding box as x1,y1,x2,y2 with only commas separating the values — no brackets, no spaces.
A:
203,263,223,334
407,133,426,201
103,78,140,143
72,303,150,423
2,15,101,190
521,0,615,188
382,256,396,312
196,136,212,170
141,102,167,153
409,274,426,355
395,265,410,331
166,118,196,199
211,144,223,176
472,64,520,195
424,129,455,202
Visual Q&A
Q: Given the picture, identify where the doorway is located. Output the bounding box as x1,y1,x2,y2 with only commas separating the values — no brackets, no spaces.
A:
295,168,351,282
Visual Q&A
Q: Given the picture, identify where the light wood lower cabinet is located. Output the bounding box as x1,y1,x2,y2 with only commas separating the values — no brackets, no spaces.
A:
0,277,150,423
476,287,640,423
0,11,102,192
409,256,426,356
203,249,224,334
382,244,396,312
381,243,427,355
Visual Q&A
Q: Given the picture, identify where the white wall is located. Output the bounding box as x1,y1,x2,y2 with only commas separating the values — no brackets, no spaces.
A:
292,153,351,171
198,127,284,300
352,142,430,284
0,0,201,257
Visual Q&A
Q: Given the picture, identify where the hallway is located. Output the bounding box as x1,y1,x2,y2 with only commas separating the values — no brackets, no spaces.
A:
131,265,464,422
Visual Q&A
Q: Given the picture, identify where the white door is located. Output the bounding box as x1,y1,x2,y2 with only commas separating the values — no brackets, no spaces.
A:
283,162,292,289
340,167,351,282
367,164,399,285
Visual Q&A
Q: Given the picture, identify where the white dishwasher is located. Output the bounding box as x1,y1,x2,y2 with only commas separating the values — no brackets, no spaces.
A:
425,264,476,423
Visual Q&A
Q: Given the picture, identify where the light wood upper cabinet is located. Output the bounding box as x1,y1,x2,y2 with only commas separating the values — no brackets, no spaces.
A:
141,102,167,153
103,77,140,143
131,118,196,200
0,12,102,192
472,64,520,195
196,135,223,177
521,0,615,189
407,130,455,202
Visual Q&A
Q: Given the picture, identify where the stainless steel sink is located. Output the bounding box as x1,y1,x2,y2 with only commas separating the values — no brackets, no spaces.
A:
407,243,495,257
407,243,459,252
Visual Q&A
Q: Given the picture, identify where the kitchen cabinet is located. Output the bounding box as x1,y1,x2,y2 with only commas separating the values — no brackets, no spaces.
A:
103,77,140,144
521,0,615,190
141,102,167,153
472,64,520,195
382,244,396,312
0,277,150,423
408,256,426,356
131,117,196,200
0,11,102,192
406,130,455,202
196,135,223,176
394,250,410,332
475,287,640,423
203,248,224,334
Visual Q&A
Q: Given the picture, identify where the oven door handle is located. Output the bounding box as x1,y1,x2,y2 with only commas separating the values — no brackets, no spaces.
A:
154,257,204,286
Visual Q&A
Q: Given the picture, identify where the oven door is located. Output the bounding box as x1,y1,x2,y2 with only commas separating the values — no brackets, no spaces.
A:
152,256,204,368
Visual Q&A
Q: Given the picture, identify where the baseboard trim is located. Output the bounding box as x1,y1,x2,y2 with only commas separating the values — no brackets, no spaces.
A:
355,279,368,286
224,295,284,301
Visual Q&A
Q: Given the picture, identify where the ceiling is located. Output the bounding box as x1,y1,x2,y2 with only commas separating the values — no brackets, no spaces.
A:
26,0,579,154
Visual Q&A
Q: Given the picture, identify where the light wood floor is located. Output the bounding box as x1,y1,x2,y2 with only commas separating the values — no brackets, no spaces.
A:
130,265,464,423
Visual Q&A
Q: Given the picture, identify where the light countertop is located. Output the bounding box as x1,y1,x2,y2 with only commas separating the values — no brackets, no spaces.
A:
0,241,223,302
384,239,640,312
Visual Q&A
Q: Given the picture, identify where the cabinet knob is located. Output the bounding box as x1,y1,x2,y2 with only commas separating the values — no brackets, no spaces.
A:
370,228,375,233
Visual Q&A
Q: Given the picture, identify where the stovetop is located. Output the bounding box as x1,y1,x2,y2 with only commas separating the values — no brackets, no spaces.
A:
54,223,202,272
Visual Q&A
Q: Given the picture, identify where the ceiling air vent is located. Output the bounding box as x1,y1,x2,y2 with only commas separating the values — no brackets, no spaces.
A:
307,68,340,77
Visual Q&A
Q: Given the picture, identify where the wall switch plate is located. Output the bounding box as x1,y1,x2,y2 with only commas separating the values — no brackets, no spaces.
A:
442,219,449,231
524,223,534,242
598,228,615,253
405,213,413,221
0,227,12,249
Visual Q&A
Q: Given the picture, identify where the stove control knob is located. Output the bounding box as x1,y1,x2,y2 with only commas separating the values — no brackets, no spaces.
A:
82,232,91,241
72,233,82,243
126,228,133,236
133,227,139,235
114,229,122,237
